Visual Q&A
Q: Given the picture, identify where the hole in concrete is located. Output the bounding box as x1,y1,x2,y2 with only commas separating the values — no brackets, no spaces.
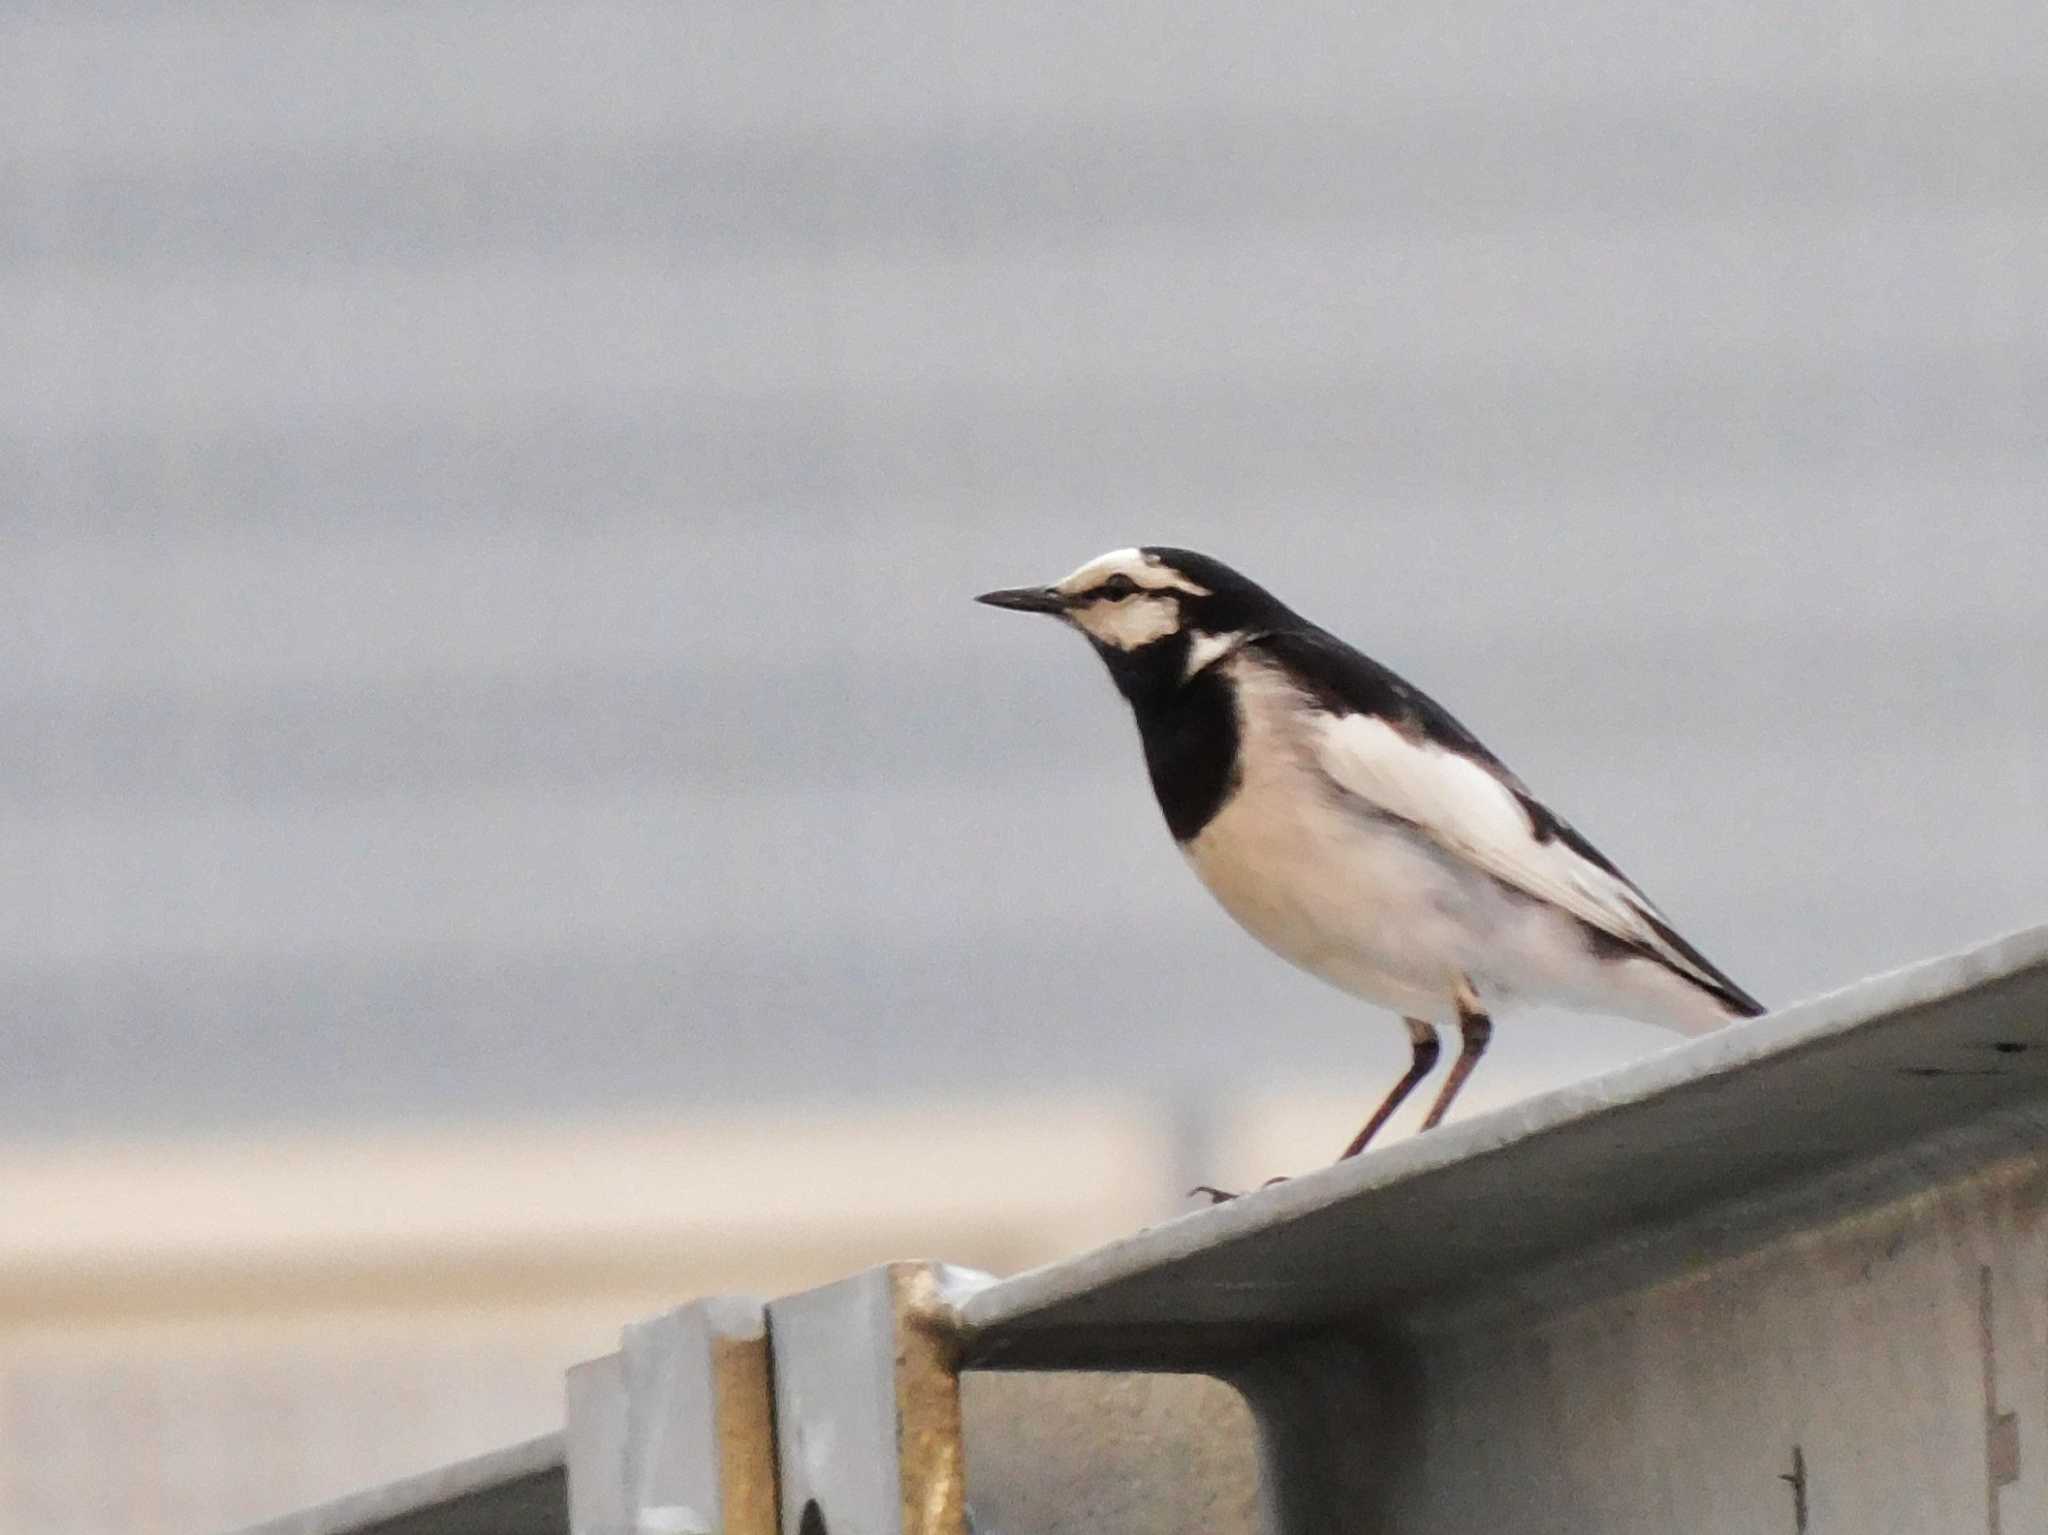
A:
1992,1041,2028,1054
799,1498,828,1535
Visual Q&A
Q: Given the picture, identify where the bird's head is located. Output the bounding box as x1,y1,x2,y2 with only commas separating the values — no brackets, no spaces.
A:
977,546,1293,700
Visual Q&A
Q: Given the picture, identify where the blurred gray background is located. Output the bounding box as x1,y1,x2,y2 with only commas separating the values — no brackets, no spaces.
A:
6,2,2045,1147
6,4,2048,1529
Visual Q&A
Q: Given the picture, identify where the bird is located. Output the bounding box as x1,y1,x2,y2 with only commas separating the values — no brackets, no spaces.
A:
977,546,1762,1184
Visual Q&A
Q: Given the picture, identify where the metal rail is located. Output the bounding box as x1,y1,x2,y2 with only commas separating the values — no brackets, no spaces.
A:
232,923,2048,1534
232,1433,564,1535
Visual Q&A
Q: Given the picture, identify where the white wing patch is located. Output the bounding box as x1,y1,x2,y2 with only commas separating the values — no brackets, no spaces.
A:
1310,711,1724,993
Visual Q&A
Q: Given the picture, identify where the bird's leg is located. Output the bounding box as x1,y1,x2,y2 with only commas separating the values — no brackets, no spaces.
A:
1196,1023,1449,1203
1336,1017,1441,1160
1194,1017,1453,1203
1419,988,1492,1131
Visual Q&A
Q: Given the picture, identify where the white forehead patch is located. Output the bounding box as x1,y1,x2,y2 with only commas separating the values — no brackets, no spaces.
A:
1048,547,1211,651
1052,547,1212,598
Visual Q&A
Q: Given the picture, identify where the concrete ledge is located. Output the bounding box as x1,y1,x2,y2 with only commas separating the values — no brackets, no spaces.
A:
224,924,2048,1531
231,1433,565,1535
961,923,2048,1365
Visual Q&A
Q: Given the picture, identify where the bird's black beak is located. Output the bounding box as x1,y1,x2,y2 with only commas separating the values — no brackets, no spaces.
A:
974,585,1068,615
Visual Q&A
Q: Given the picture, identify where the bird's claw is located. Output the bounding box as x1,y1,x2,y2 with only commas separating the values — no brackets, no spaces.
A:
1188,1174,1292,1205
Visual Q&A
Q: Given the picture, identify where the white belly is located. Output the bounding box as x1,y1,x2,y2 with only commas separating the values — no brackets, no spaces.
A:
1185,755,1489,1023
1180,663,1725,1034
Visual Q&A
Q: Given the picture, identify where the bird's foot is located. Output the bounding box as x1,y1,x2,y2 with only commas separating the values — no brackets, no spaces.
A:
1188,1175,1291,1205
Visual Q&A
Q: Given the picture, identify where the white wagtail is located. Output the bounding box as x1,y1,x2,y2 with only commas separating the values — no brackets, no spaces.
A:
978,546,1761,1179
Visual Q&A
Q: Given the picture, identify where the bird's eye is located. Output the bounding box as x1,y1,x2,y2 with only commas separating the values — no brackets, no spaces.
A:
1098,574,1139,598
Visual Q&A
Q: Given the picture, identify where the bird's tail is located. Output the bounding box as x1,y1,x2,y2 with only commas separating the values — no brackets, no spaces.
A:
1638,909,1765,1022
1649,968,1765,1036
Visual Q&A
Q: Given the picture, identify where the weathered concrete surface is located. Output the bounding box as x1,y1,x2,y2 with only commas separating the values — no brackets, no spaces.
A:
960,1372,1262,1535
567,1300,778,1535
954,925,2048,1533
1391,1152,2048,1533
962,925,2048,1359
767,1264,980,1535
233,926,2048,1534
565,1353,629,1535
231,1433,565,1535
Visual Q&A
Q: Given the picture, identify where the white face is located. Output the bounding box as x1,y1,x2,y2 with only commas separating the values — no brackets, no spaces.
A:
1051,547,1212,651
